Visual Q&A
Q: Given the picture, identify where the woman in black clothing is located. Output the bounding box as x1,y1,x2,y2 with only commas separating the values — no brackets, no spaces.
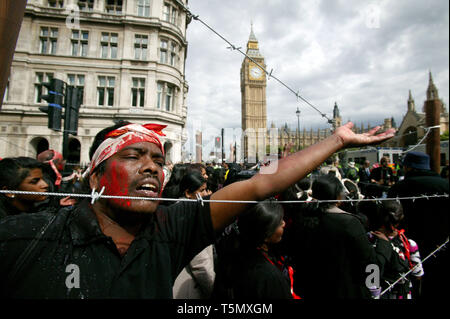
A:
290,174,393,299
231,200,299,299
0,157,50,219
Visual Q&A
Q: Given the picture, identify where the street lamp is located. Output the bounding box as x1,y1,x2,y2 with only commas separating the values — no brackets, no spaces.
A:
296,107,301,150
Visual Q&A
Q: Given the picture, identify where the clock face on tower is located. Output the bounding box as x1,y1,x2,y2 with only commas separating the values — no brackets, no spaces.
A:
249,66,263,80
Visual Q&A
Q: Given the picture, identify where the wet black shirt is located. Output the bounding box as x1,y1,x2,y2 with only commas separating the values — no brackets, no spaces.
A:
0,199,215,298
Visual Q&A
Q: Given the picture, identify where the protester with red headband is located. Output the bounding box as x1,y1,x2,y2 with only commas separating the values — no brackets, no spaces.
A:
36,149,66,187
0,120,395,298
36,149,76,208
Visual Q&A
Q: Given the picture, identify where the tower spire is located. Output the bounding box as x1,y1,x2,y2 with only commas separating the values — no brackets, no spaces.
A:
332,102,342,129
249,21,257,42
333,102,340,118
426,71,439,100
407,89,415,112
246,22,261,57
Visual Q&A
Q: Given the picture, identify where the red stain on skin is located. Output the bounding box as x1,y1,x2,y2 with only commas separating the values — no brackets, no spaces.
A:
99,160,130,208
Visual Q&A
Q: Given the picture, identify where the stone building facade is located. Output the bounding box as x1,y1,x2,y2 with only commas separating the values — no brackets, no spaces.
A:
0,0,190,166
267,102,396,154
396,72,449,147
240,25,267,162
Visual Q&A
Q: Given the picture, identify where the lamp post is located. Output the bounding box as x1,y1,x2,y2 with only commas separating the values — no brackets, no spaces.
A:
296,107,301,150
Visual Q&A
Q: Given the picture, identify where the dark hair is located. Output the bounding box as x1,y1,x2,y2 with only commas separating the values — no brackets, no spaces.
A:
187,163,206,174
207,168,226,193
161,163,189,199
357,199,404,231
222,168,254,187
178,170,206,198
296,177,311,192
0,157,45,190
237,200,284,248
299,175,346,229
312,174,345,204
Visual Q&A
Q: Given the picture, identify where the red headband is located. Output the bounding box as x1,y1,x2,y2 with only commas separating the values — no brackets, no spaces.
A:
88,123,167,174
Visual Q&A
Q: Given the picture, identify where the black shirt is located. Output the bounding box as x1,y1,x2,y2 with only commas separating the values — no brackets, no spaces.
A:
388,170,449,256
370,166,395,186
291,208,392,299
233,249,293,299
0,199,215,298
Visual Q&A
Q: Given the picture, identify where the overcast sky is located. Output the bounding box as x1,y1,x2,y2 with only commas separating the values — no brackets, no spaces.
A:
182,0,449,161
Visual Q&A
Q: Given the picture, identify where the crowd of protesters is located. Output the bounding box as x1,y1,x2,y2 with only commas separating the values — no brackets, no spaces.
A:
0,120,448,300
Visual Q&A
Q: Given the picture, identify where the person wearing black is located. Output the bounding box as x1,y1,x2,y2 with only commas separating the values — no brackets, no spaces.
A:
290,174,393,299
0,122,395,298
358,160,371,194
370,156,395,187
0,157,50,219
388,151,449,299
357,200,424,299
229,201,299,299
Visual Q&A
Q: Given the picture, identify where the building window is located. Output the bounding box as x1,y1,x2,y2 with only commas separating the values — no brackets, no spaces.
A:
100,32,118,59
134,34,148,60
165,86,173,111
97,76,115,106
105,0,123,14
160,39,178,66
137,0,151,17
157,82,163,109
48,0,64,8
71,30,89,57
40,27,58,55
67,74,85,104
156,81,176,111
159,39,168,64
35,72,54,103
163,2,179,25
131,78,145,107
169,41,178,66
78,0,94,11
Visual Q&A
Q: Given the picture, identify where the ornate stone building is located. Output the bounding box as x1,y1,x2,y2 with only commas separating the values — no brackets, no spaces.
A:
240,24,267,162
270,72,450,156
267,102,394,153
396,72,449,147
0,0,190,165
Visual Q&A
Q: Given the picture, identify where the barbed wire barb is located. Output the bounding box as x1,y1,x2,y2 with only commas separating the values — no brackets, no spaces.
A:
379,237,449,297
0,189,447,204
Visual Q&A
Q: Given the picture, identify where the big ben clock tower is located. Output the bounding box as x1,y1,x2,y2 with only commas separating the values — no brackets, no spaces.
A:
241,24,267,162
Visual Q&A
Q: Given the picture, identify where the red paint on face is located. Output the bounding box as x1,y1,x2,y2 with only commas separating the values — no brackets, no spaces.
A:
94,142,164,215
99,160,130,208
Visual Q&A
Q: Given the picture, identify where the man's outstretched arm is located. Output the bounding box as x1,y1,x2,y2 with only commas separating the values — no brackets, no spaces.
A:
209,122,396,232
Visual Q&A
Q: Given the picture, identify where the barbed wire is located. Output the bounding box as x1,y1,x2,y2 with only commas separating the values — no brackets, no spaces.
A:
0,189,447,205
333,124,445,158
379,237,449,298
403,125,441,154
179,3,334,125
